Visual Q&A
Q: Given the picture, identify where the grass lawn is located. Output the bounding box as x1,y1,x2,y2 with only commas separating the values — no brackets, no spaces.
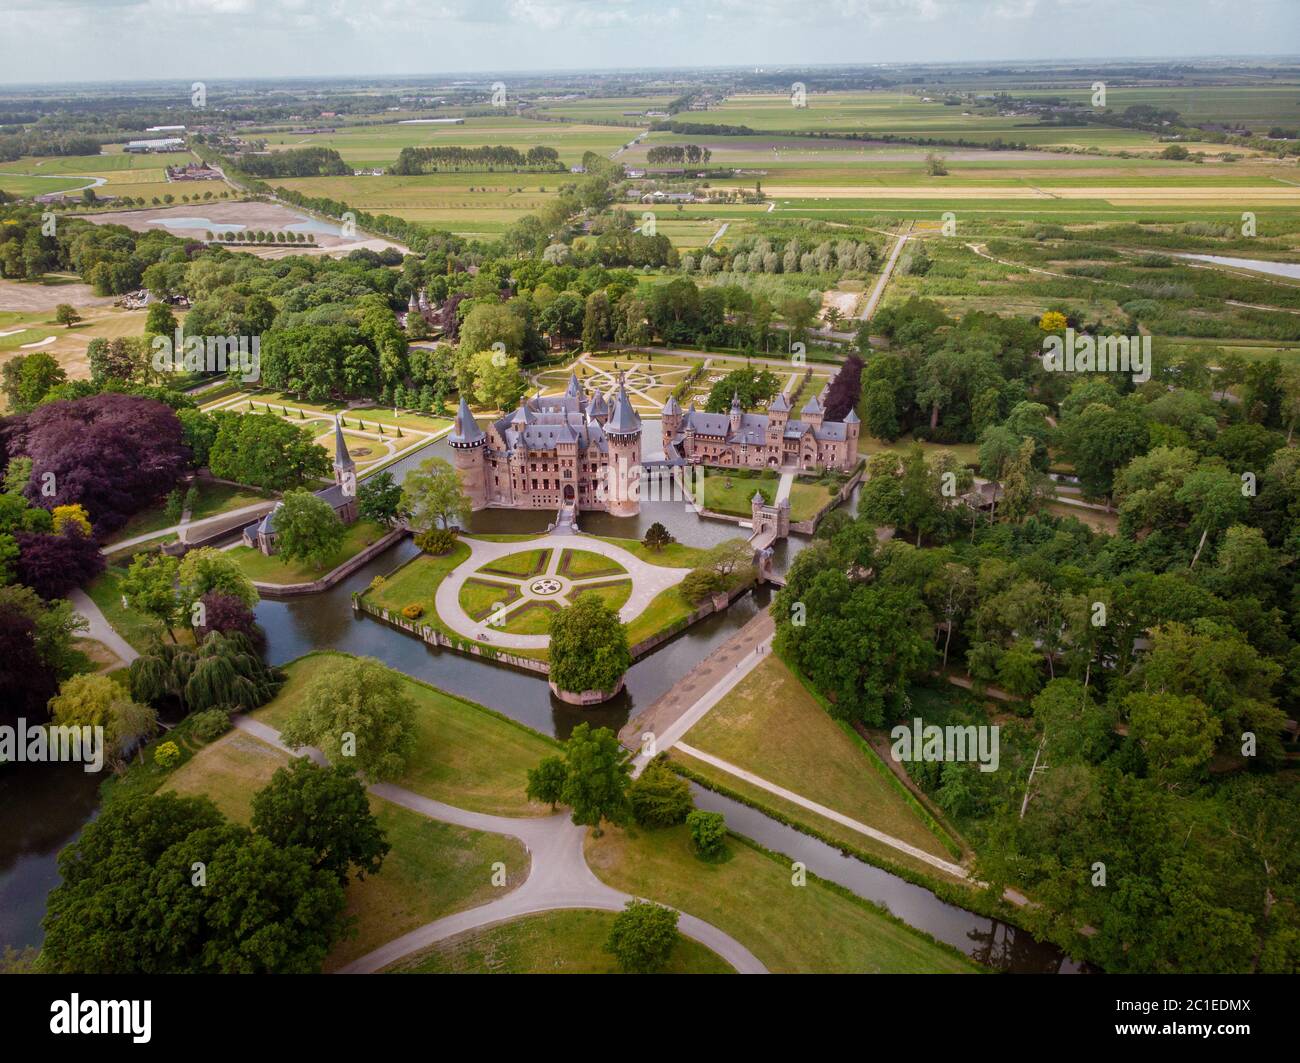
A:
569,580,632,612
458,578,521,620
498,600,561,635
557,548,626,578
703,470,775,516
679,656,958,862
788,481,838,523
588,534,709,569
477,548,551,578
159,724,528,972
389,908,734,974
584,824,978,974
253,653,559,816
625,585,696,646
229,520,389,584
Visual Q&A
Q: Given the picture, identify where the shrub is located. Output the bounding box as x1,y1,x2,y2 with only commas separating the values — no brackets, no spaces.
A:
370,575,388,592
190,708,232,742
680,567,723,604
153,741,181,769
686,809,727,859
604,900,680,974
401,603,424,619
629,759,694,828
415,527,457,555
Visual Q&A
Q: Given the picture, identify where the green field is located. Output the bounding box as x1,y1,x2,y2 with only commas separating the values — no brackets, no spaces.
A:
229,519,389,584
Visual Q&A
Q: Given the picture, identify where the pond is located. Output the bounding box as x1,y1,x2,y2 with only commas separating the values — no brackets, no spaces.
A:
1175,253,1300,281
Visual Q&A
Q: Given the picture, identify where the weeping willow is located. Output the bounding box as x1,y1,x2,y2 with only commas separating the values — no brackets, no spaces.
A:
129,631,283,714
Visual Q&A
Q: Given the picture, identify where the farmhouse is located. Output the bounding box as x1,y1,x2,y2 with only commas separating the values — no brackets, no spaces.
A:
451,372,642,517
241,417,359,555
662,391,860,472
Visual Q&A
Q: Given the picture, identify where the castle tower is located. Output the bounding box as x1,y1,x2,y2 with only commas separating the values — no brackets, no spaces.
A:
801,393,824,430
682,401,697,461
843,408,860,467
449,395,489,510
604,373,642,517
661,393,682,441
766,391,788,461
729,390,743,437
332,416,358,522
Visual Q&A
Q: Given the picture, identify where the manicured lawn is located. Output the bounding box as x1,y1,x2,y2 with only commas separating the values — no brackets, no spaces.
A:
85,565,192,652
477,548,551,578
568,580,632,612
589,534,708,569
788,481,837,523
558,548,626,578
253,653,559,816
390,908,734,974
458,578,520,620
703,471,775,516
229,520,389,584
368,541,469,615
625,585,696,646
679,656,957,862
159,724,528,972
498,600,561,635
584,824,978,974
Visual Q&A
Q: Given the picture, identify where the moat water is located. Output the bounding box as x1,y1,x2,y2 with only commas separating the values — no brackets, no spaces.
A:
0,430,1080,972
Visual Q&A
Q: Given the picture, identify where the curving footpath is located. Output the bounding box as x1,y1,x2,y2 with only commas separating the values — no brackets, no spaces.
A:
231,715,767,974
437,534,690,650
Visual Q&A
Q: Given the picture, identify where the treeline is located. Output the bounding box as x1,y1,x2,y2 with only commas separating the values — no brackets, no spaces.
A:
650,120,756,137
645,144,712,165
236,147,351,178
391,144,563,174
0,130,104,163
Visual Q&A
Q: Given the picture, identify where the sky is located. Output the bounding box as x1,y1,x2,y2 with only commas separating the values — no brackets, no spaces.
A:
1,0,1297,86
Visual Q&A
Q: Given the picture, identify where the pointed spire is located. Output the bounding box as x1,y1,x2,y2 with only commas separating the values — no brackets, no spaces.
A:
333,415,354,472
731,390,741,409
565,371,582,397
450,394,485,445
607,371,641,435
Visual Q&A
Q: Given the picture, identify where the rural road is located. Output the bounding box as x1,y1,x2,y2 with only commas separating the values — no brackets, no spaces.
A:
859,228,911,321
231,715,768,974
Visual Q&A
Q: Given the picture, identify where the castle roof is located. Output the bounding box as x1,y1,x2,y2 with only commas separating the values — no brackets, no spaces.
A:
333,416,355,471
589,391,609,416
662,394,681,416
844,408,860,424
565,372,583,397
450,395,485,444
769,392,789,413
606,375,641,435
801,394,823,416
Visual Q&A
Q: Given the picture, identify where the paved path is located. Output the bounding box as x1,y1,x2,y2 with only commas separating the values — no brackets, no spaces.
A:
774,470,794,506
68,588,138,664
231,715,767,974
437,533,690,650
621,608,774,769
674,742,971,880
859,227,910,322
102,499,277,553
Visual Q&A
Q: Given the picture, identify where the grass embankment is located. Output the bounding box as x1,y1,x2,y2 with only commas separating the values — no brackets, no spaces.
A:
389,908,734,974
229,519,390,584
677,655,961,866
253,652,559,816
584,824,979,974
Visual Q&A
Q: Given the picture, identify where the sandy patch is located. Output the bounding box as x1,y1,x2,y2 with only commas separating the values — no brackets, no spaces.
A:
0,277,118,312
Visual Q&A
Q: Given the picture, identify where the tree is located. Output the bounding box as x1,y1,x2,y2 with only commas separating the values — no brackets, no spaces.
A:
279,656,416,782
251,759,390,882
207,412,330,491
178,547,258,612
686,809,727,858
629,759,694,828
2,352,66,411
525,755,568,810
559,723,631,834
357,471,403,527
121,553,182,641
41,792,346,974
464,349,526,410
605,900,680,974
129,630,280,714
641,522,675,553
54,304,81,328
48,672,157,766
15,527,104,599
401,456,471,536
1126,691,1221,787
549,594,630,696
273,489,345,569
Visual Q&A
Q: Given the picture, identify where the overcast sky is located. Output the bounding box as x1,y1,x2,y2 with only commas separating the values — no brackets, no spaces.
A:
3,0,1297,86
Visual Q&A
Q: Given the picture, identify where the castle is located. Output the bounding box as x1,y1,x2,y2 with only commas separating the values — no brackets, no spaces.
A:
661,390,860,471
242,415,359,555
449,372,643,516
